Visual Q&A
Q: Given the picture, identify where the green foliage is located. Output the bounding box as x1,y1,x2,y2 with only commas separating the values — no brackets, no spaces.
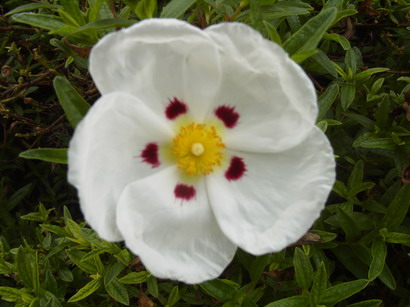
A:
1,0,410,306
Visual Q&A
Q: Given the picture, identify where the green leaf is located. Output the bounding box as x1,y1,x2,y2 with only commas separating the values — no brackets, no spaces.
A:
320,279,368,305
11,13,66,31
114,249,132,265
119,271,150,284
264,296,309,307
45,295,63,307
348,300,382,307
310,262,327,306
41,224,69,237
66,250,99,275
58,9,81,27
160,0,197,18
249,255,270,283
283,8,337,57
60,0,85,26
318,84,339,119
147,275,159,298
293,247,313,290
341,83,356,110
68,277,102,302
199,279,239,302
105,278,129,305
353,134,396,150
6,3,61,16
53,76,90,127
323,32,350,50
16,247,39,293
353,68,390,81
19,148,68,164
65,219,88,245
0,287,22,302
382,184,410,229
337,207,360,242
104,263,125,286
381,229,410,246
379,264,396,290
68,18,135,38
317,120,328,132
291,49,318,63
368,238,387,281
88,0,106,22
81,248,108,262
345,48,357,74
333,180,348,198
263,21,281,45
167,286,181,307
312,50,338,78
134,0,157,19
4,183,32,211
348,160,364,187
334,9,358,24
58,267,74,282
348,182,375,198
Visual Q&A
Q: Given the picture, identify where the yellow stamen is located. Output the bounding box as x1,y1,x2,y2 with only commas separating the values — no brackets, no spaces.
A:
172,122,224,176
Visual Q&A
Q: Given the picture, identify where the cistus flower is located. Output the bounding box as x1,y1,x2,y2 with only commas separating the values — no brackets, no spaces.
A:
68,19,336,284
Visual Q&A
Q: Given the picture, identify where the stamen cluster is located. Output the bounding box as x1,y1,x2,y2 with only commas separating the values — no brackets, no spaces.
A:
172,123,224,176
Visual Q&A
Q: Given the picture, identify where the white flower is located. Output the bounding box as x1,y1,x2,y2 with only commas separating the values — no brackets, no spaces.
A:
68,19,336,284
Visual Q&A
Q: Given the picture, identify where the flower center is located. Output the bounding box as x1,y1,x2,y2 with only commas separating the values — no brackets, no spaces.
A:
191,142,205,156
172,122,224,176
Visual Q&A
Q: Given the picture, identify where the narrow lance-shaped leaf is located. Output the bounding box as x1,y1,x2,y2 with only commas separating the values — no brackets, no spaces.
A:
119,271,150,284
310,262,327,306
19,148,68,164
345,48,357,74
337,207,360,242
368,238,387,281
104,263,126,287
5,3,61,16
265,296,310,307
318,83,339,119
11,13,66,31
320,279,369,305
160,0,197,18
53,76,90,128
382,184,410,229
283,8,337,58
0,287,23,303
68,277,102,302
312,50,338,78
293,247,314,290
167,286,181,307
348,160,364,187
199,279,239,302
60,0,85,26
347,300,382,307
341,83,356,110
105,278,130,305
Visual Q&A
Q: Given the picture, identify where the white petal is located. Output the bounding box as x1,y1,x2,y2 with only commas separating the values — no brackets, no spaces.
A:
116,166,237,284
205,22,318,152
68,92,173,241
89,19,221,120
207,127,335,255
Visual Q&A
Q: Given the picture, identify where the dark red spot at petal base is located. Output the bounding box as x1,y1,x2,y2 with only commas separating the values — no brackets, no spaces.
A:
225,156,246,181
165,98,188,120
174,184,196,201
141,143,160,168
214,105,239,128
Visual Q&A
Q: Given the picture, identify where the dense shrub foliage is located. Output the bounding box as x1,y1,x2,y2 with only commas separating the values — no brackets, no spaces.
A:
0,0,409,306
